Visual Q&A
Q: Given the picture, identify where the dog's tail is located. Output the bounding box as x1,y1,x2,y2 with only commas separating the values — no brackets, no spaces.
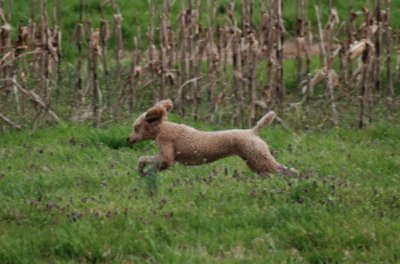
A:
252,111,276,134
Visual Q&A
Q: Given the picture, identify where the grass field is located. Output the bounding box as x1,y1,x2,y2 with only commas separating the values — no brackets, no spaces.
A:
1,115,399,263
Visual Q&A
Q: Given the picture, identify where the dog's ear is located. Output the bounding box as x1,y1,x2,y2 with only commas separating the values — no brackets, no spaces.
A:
145,105,166,126
158,99,173,112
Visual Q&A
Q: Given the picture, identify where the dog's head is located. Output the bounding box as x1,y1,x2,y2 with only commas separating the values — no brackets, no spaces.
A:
127,99,173,144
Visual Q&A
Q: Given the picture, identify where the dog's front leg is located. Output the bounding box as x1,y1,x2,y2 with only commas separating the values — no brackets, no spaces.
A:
150,142,175,171
137,143,175,175
137,154,174,175
137,155,158,176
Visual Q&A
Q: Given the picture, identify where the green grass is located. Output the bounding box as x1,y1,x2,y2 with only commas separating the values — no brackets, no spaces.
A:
1,117,399,263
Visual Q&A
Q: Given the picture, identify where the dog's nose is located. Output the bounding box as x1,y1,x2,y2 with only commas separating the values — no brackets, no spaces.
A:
126,137,131,143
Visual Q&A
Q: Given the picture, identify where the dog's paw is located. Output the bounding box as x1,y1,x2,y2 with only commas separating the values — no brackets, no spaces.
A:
136,157,149,176
277,164,300,177
288,168,299,176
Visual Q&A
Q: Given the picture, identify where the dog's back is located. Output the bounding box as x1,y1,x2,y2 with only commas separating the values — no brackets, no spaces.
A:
157,122,256,165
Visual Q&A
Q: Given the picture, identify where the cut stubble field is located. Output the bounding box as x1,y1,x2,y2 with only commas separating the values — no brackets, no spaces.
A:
0,118,399,263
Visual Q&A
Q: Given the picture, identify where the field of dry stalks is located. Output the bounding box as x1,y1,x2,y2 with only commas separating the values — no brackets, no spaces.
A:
0,0,399,130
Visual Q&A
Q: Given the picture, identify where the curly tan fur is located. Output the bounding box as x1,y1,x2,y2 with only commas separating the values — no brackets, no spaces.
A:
128,99,296,176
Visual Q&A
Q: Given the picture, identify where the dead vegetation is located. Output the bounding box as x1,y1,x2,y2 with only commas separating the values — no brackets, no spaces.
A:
0,0,398,130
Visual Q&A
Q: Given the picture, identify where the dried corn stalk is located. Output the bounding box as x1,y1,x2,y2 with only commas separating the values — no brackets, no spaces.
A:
384,0,393,118
75,23,84,103
88,28,102,126
302,60,339,96
113,13,123,85
0,112,22,130
100,19,110,88
295,0,305,90
374,0,382,92
358,43,374,128
349,40,376,60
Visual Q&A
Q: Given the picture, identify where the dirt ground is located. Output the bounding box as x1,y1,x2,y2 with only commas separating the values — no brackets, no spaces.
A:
283,40,322,59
